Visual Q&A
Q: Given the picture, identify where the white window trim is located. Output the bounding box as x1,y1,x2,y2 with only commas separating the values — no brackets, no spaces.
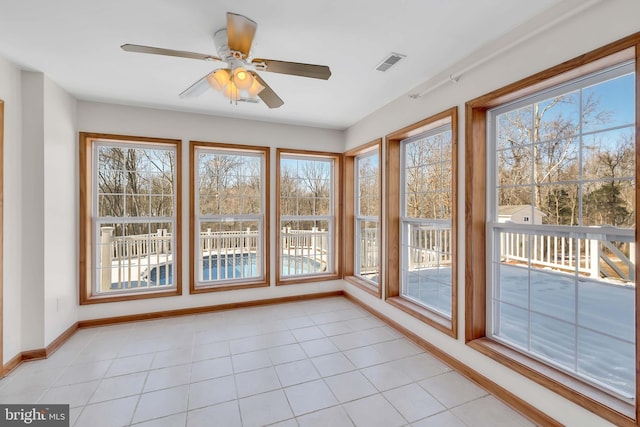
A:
354,149,380,284
399,124,454,317
279,154,336,279
193,147,266,287
92,140,178,296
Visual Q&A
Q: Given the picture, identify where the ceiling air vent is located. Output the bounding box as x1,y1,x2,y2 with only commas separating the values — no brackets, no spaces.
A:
375,52,406,72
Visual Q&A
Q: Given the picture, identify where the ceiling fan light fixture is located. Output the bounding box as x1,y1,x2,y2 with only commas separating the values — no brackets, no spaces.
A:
223,81,241,100
232,67,254,90
207,68,230,91
247,79,265,97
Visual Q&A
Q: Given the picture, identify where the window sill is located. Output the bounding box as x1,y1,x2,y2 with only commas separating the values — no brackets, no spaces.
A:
191,281,269,294
344,276,381,298
277,272,340,286
386,296,455,338
467,337,636,426
80,287,181,305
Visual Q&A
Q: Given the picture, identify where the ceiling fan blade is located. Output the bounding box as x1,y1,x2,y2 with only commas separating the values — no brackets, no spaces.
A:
250,72,284,109
252,58,331,80
121,44,220,62
226,12,257,57
179,72,212,98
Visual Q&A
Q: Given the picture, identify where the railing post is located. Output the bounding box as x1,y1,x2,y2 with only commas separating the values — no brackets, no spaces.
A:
590,239,599,278
158,228,167,254
100,226,114,290
630,243,636,281
311,227,318,256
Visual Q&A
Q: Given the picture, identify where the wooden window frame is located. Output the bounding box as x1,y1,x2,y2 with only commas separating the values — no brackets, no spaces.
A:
386,107,458,338
465,32,640,426
344,139,383,298
276,148,343,285
79,133,182,305
189,141,270,293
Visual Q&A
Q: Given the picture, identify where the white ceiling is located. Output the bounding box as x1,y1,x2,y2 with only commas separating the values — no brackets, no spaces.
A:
0,0,568,129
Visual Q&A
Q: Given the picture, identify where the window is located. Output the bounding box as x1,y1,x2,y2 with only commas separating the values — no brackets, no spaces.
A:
386,108,458,337
344,140,382,296
190,142,269,292
276,149,341,284
466,34,639,425
490,61,635,398
402,124,454,317
80,133,181,304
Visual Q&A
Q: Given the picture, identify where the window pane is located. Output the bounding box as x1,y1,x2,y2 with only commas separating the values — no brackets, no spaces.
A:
582,72,635,133
494,263,529,309
199,220,261,282
356,219,379,283
577,328,634,398
497,147,532,187
582,128,635,181
530,313,576,369
280,219,330,277
582,180,634,227
496,105,533,150
401,221,453,317
280,157,332,217
534,183,579,226
493,301,529,350
357,152,379,217
535,91,580,143
97,221,174,292
404,127,452,220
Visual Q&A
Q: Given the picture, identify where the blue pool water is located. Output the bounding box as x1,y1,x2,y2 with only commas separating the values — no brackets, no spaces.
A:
140,253,323,284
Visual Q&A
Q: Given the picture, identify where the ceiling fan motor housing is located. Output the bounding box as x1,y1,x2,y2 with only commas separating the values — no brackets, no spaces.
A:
214,29,246,64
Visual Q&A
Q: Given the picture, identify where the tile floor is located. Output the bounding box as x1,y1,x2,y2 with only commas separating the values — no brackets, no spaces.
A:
0,297,535,426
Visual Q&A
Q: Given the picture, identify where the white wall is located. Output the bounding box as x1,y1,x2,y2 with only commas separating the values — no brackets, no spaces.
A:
344,1,640,426
17,72,79,350
77,102,345,321
20,72,45,351
43,77,78,344
0,58,23,364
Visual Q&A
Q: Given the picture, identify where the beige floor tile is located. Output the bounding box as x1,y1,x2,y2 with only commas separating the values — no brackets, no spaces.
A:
383,383,445,422
188,375,236,410
296,405,354,427
275,359,320,387
132,384,189,424
419,371,487,408
75,395,138,427
342,394,406,427
311,352,356,377
324,371,377,403
284,379,338,416
235,366,281,398
90,372,146,403
238,389,294,427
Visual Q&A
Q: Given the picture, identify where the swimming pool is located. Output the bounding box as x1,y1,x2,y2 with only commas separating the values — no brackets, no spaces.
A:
143,253,323,284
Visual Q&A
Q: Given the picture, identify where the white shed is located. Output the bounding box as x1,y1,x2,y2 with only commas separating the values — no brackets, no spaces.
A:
498,205,546,225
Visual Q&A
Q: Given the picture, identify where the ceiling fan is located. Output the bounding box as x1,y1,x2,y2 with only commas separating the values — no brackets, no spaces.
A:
121,12,332,109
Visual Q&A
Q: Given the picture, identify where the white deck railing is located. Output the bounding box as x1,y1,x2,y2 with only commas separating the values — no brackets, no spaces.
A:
406,224,453,270
280,227,329,275
358,226,379,277
499,230,635,281
100,223,635,291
